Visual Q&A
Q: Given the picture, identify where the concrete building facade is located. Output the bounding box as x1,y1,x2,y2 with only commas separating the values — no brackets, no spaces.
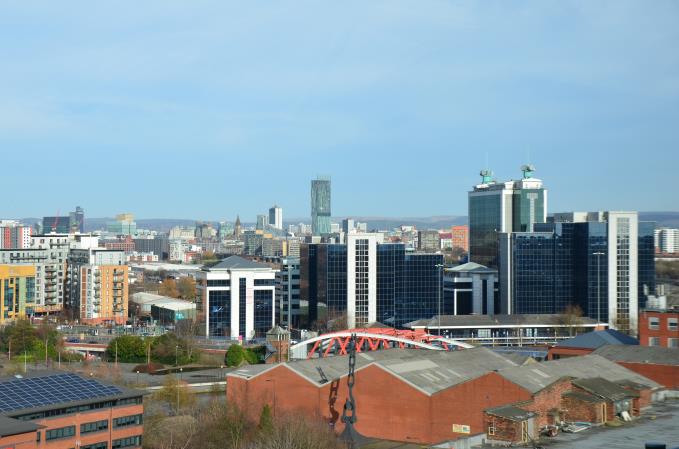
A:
196,256,276,339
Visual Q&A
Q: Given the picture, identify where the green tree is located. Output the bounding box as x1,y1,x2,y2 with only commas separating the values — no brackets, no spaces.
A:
258,405,274,433
177,277,197,300
225,344,245,367
106,335,146,363
151,333,197,365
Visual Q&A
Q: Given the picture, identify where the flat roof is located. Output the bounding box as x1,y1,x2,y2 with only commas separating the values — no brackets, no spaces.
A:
0,372,142,417
407,314,600,329
0,415,41,437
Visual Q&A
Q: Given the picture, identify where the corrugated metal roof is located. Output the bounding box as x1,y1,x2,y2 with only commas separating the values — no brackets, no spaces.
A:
498,354,660,393
228,347,521,395
593,344,679,366
486,405,536,421
573,377,637,401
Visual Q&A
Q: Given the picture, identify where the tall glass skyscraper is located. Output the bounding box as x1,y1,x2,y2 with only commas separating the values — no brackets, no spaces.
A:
311,177,331,235
469,166,547,268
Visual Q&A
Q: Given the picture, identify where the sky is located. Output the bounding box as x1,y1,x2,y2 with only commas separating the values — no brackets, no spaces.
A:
1,1,678,221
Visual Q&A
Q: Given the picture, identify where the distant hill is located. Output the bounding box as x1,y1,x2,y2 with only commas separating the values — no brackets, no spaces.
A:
639,212,679,228
16,212,679,233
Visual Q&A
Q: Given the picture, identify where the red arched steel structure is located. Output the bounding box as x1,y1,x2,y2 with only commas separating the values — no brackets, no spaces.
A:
292,327,474,359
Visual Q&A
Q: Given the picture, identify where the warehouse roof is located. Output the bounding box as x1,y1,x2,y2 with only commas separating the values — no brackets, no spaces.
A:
485,405,536,422
593,345,679,366
554,329,638,349
407,314,599,329
573,377,637,401
562,391,604,404
228,347,523,396
498,354,660,394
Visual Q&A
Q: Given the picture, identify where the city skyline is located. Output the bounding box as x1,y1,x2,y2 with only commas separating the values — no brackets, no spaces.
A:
1,2,678,219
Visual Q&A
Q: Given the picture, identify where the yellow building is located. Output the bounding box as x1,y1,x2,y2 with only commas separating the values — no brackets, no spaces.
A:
0,265,37,323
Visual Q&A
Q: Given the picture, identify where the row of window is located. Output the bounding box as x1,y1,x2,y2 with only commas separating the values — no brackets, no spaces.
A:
40,414,143,442
648,337,679,348
80,436,142,449
648,317,678,331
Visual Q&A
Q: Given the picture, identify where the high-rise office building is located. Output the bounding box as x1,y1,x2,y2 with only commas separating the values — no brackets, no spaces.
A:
196,256,276,338
498,211,655,336
468,166,547,268
69,206,85,233
107,213,136,236
300,235,443,328
655,227,679,253
0,222,32,249
276,257,300,328
256,214,268,230
269,205,283,230
311,177,331,235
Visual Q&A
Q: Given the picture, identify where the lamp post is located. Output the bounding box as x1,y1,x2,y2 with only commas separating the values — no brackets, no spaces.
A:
435,264,444,336
593,251,606,324
175,345,179,367
136,370,140,386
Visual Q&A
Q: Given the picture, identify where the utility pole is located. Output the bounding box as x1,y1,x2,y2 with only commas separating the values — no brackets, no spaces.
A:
115,340,118,366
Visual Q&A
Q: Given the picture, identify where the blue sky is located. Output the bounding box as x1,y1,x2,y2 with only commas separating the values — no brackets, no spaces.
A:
1,1,678,221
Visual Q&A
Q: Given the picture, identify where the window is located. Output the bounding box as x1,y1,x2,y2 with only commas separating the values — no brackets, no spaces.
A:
649,317,660,330
112,436,142,449
36,431,41,442
46,425,76,440
668,338,678,349
488,420,496,436
113,414,143,428
254,278,274,286
81,420,108,434
207,279,230,287
668,318,678,331
649,337,660,347
82,443,108,449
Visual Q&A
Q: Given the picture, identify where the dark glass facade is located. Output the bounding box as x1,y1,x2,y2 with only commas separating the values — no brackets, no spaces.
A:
469,193,503,268
238,278,246,337
208,289,230,337
311,179,331,235
399,253,443,328
301,242,442,328
502,219,655,325
254,289,273,337
638,221,656,308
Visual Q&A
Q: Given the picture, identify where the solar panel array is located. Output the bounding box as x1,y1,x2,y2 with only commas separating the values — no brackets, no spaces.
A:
0,373,122,412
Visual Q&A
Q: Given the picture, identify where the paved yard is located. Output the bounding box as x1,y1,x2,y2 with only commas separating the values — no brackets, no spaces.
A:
541,401,679,449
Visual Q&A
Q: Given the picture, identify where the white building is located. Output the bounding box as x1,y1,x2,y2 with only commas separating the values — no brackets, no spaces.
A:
655,227,679,254
346,233,383,328
268,205,283,230
196,256,276,339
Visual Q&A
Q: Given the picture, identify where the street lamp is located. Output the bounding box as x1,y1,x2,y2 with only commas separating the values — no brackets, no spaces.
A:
593,251,606,324
136,370,140,385
175,345,179,367
435,264,445,336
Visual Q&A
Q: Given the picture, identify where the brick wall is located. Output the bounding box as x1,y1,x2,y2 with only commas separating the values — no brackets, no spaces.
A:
522,378,572,428
616,361,679,389
639,311,679,348
561,395,605,424
484,415,521,443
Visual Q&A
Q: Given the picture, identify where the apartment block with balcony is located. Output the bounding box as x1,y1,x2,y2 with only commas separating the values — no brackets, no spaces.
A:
67,249,128,324
0,265,36,323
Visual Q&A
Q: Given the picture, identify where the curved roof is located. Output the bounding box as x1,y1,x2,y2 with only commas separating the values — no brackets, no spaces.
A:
205,255,270,270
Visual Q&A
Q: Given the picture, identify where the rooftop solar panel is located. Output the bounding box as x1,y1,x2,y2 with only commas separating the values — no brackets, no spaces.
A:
0,373,124,413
